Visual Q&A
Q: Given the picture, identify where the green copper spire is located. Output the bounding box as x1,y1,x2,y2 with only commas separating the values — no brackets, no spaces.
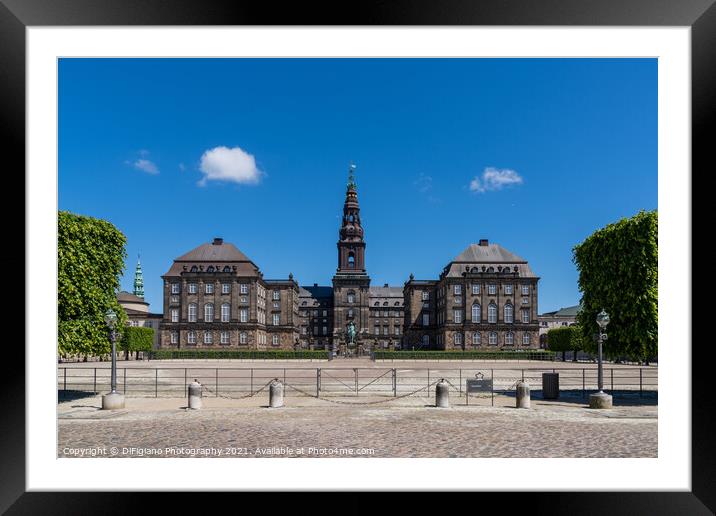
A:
133,255,145,298
347,162,356,189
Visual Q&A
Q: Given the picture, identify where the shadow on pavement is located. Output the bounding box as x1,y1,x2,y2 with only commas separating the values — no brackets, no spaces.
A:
58,390,97,402
499,389,658,406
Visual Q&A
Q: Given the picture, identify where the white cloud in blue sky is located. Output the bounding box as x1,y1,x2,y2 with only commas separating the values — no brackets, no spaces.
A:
133,158,159,175
469,167,523,193
198,146,262,186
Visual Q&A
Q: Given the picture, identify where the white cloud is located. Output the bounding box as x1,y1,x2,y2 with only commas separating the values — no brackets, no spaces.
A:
414,173,433,193
133,158,159,175
469,167,523,193
198,146,262,186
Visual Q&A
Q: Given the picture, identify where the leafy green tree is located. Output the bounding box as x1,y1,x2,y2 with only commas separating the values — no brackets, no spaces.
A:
546,326,583,361
121,326,154,359
573,210,657,362
58,211,128,359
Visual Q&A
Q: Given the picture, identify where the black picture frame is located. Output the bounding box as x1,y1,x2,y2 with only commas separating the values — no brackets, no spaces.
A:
4,0,711,513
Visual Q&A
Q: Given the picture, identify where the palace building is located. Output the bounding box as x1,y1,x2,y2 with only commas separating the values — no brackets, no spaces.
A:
158,166,539,352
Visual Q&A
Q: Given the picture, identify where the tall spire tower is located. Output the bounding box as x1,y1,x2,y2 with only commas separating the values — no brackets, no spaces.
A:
133,255,145,298
333,163,371,353
336,163,367,274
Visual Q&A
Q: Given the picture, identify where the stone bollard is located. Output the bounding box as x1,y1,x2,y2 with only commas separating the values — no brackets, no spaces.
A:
516,381,531,408
435,379,449,408
269,379,284,408
188,379,202,410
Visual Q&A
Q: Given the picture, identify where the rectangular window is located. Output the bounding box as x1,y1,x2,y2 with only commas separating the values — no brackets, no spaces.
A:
522,284,530,295
240,284,248,294
239,309,248,323
322,326,327,335
454,310,462,323
522,298,529,304
239,332,247,345
422,291,429,301
523,333,531,345
374,326,380,335
522,309,530,323
395,326,401,335
454,284,462,295
505,284,513,295
170,295,180,304
454,333,462,345
313,326,318,335
322,310,327,317
272,314,280,326
383,326,389,335
171,283,180,294
489,332,497,345
222,283,230,294
171,308,179,323
170,331,178,344
205,283,214,294
220,331,229,344
488,284,496,295
472,284,480,295
273,290,280,300
187,331,196,345
188,283,197,294
204,331,213,344
221,304,230,322
422,313,430,326
188,304,197,323
272,335,279,346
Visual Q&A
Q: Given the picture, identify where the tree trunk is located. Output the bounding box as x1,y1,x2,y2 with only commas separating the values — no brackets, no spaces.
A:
562,351,566,362
573,349,578,362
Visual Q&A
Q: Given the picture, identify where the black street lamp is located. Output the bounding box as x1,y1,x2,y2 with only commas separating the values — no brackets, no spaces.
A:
101,308,125,410
589,309,612,409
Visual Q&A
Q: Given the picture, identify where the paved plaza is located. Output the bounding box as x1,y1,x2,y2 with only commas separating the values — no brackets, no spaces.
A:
58,369,657,458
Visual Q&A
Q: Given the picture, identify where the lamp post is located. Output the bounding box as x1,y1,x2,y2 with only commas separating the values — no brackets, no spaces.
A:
589,309,612,409
101,308,125,410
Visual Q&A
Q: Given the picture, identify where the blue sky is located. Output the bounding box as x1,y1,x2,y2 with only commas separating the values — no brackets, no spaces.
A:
58,58,657,313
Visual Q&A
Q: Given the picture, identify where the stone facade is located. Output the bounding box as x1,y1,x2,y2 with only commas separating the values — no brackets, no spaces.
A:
159,169,539,351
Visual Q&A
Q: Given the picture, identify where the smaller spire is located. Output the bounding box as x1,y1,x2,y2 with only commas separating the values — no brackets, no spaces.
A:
133,254,145,298
347,162,357,189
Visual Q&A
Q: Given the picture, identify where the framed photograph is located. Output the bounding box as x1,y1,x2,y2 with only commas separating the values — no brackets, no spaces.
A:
7,0,711,512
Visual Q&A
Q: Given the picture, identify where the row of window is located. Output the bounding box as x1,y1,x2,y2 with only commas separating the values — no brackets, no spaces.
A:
173,304,282,325
428,283,531,298
170,331,281,346
424,305,531,325
374,325,401,336
171,283,252,295
419,332,532,346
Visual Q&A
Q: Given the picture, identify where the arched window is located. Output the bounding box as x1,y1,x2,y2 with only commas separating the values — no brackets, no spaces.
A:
207,266,215,272
190,265,198,272
347,309,354,318
347,291,355,304
489,332,498,345
223,266,231,272
221,303,230,322
504,303,514,323
394,301,400,306
488,303,497,323
204,303,214,322
188,303,197,322
472,303,481,322
383,302,388,307
348,252,355,269
505,332,514,345
374,302,380,307
473,332,481,345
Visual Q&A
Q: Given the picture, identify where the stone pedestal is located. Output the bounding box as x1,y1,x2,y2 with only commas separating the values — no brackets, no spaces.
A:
589,392,613,409
101,392,125,410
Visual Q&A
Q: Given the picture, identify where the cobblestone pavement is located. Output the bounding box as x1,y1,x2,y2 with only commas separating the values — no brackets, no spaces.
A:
58,394,657,458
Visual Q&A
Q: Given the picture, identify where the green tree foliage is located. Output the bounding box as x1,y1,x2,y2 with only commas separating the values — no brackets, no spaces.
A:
573,210,658,361
546,326,584,361
121,326,154,358
58,211,127,358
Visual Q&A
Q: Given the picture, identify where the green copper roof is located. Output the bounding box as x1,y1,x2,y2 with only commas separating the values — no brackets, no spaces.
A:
133,255,144,298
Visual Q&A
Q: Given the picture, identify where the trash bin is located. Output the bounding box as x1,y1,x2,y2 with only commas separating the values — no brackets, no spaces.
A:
542,372,559,400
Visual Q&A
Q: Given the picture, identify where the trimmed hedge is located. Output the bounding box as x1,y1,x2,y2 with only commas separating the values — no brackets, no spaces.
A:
122,326,154,354
149,349,329,360
373,350,556,361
